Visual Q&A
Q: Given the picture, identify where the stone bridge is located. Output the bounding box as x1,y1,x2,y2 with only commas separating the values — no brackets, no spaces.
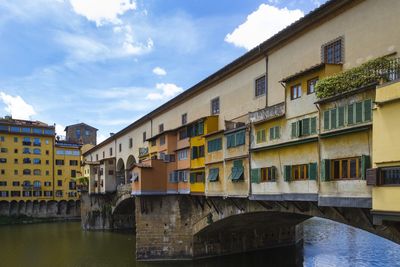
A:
81,189,400,260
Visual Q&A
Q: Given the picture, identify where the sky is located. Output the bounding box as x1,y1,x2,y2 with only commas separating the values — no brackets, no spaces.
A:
0,0,327,143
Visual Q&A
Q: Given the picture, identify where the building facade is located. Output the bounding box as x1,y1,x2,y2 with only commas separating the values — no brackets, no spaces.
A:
0,117,81,202
82,0,400,223
65,123,97,146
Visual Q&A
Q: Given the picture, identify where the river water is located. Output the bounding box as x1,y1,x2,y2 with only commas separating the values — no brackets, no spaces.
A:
0,218,399,267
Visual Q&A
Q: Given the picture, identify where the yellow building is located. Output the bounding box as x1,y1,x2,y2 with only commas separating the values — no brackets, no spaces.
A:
0,117,80,202
189,116,218,195
370,79,400,224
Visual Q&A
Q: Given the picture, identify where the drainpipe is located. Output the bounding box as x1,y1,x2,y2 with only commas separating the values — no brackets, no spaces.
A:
316,103,322,193
248,122,252,198
265,57,269,107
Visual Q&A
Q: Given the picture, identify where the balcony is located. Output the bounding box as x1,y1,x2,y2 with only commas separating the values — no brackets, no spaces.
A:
249,102,285,124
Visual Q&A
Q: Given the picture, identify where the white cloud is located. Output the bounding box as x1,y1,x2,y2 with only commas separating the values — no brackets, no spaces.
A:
55,123,65,137
152,67,167,76
225,4,304,50
0,92,36,120
69,0,137,26
97,132,108,143
146,83,183,101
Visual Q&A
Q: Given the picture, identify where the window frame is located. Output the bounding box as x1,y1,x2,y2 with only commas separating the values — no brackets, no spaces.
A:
330,157,360,180
211,97,220,115
322,38,343,64
290,84,302,100
307,77,319,94
181,113,187,125
254,75,266,97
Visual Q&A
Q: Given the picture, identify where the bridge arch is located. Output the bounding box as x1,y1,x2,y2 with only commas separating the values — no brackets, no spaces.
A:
112,189,135,229
116,158,125,185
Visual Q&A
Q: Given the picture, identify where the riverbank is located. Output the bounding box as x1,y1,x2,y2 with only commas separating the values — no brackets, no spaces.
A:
0,215,80,226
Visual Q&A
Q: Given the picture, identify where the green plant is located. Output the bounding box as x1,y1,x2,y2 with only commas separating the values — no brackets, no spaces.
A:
315,57,399,98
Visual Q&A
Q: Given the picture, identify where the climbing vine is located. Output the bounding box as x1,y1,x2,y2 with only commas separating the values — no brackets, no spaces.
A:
316,57,400,98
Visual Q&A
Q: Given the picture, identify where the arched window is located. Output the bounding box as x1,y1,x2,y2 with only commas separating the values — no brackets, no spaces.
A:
33,169,41,176
33,180,41,188
33,158,41,164
23,180,31,187
33,148,41,155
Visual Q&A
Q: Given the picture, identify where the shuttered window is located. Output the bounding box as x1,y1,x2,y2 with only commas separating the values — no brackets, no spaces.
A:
251,169,261,184
231,160,244,182
256,129,266,143
310,117,317,134
261,166,277,182
302,118,310,136
226,130,246,148
355,102,363,123
338,106,345,127
207,138,222,153
291,117,317,138
269,126,280,140
207,168,219,182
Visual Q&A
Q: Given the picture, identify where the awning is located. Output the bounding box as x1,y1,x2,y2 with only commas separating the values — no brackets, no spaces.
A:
208,168,219,182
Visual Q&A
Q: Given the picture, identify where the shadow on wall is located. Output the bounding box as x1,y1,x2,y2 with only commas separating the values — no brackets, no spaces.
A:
0,200,80,218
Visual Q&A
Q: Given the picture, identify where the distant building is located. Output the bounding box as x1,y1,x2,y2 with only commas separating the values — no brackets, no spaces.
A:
65,123,97,146
0,116,81,201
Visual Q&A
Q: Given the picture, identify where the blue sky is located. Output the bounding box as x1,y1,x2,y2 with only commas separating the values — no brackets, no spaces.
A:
0,0,326,142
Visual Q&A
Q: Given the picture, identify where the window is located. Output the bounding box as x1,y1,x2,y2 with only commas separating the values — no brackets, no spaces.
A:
323,38,342,64
55,160,64,165
159,123,164,133
0,136,4,142
44,181,51,186
76,129,81,139
129,138,133,148
33,169,41,176
11,127,20,133
151,140,156,147
331,157,360,180
159,135,166,146
57,170,62,175
23,191,32,197
70,160,78,166
96,154,99,161
23,148,31,154
33,148,41,155
256,129,266,143
108,170,114,175
181,113,187,125
188,121,204,137
0,158,6,163
1,169,4,175
0,191,9,197
198,146,205,158
11,191,21,197
207,138,222,153
46,160,49,165
33,138,41,146
57,180,62,186
71,170,76,178
46,150,49,155
283,163,317,182
324,100,372,131
33,128,42,134
255,75,266,97
14,170,18,175
178,149,188,160
269,126,280,140
292,164,309,180
14,159,18,164
45,139,49,145
44,191,52,197
142,132,146,143
0,181,7,186
12,181,19,186
191,146,204,159
14,137,18,142
226,130,246,148
118,143,122,153
55,190,63,197
179,128,187,140
69,181,76,190
33,158,41,164
211,97,220,115
109,147,113,156
46,171,49,176
178,170,188,182
189,172,205,183
102,151,105,158
381,167,400,185
230,160,244,182
291,84,302,100
22,127,30,133
14,149,18,154
85,129,90,136
307,77,318,94
291,117,317,138
208,168,219,182
0,148,7,153
56,150,64,155
23,169,31,175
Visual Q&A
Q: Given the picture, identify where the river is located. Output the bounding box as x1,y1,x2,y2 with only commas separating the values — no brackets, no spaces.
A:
0,218,399,267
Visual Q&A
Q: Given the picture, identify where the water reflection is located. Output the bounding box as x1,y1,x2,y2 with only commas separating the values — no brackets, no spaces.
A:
0,218,399,267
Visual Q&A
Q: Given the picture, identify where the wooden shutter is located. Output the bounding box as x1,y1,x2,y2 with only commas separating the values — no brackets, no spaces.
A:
310,117,317,134
324,110,330,130
256,130,261,143
320,159,330,181
274,126,280,139
284,165,292,182
330,108,337,129
291,122,297,138
364,99,372,121
251,168,261,184
271,166,277,181
366,168,380,186
308,162,317,180
269,127,275,140
348,103,354,125
338,106,345,127
261,129,266,142
302,118,310,136
361,155,371,180
355,102,363,123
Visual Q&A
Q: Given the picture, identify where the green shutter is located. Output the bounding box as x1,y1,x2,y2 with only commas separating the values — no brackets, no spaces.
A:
361,155,371,180
251,168,261,184
190,173,195,183
207,140,212,153
274,126,280,139
330,108,337,129
284,165,292,182
324,110,330,130
338,106,345,127
192,146,198,159
310,117,317,134
296,121,302,137
235,131,245,146
291,122,297,138
302,118,310,136
320,159,330,181
227,134,235,148
256,130,261,143
355,102,363,123
269,127,274,140
233,160,243,167
217,138,222,150
364,99,372,122
348,103,354,125
198,121,204,135
271,166,277,181
261,129,266,142
308,162,317,180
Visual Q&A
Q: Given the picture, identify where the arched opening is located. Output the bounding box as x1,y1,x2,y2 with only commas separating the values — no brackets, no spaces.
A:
194,211,309,258
116,158,125,185
112,196,135,230
125,155,136,184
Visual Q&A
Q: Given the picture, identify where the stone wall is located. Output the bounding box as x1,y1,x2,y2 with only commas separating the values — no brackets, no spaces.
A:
0,200,80,218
